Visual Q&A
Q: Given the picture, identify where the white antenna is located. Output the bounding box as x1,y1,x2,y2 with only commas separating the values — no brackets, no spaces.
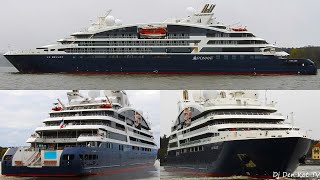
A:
291,112,294,130
265,90,267,105
7,44,11,51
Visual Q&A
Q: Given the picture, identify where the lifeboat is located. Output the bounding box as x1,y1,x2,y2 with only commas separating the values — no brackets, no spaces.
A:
52,107,62,111
139,27,167,38
232,28,248,32
100,104,112,108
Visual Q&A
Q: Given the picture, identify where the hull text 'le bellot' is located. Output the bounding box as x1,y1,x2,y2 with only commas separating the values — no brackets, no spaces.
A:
163,90,311,178
4,4,317,75
1,90,157,177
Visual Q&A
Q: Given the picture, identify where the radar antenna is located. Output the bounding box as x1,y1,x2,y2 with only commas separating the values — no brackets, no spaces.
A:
201,4,216,13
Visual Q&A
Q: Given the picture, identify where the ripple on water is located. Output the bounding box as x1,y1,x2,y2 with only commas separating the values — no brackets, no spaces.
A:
0,67,320,90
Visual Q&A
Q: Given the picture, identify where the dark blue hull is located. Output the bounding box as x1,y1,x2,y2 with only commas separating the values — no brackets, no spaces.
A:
4,54,317,75
2,142,157,177
163,137,311,178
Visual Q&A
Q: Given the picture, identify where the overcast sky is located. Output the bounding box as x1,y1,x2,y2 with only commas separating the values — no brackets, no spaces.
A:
0,90,160,147
161,91,320,141
1,0,319,52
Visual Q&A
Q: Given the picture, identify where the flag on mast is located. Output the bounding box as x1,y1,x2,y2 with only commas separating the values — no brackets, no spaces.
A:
60,119,65,129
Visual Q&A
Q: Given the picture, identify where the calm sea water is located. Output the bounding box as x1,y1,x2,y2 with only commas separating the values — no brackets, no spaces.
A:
160,165,320,180
0,67,320,90
0,160,160,180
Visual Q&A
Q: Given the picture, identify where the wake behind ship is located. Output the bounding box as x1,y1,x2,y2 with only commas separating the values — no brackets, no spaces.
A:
4,4,317,75
1,90,157,177
163,90,311,178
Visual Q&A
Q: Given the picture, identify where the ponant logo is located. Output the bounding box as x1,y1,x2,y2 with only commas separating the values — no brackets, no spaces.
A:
192,56,214,61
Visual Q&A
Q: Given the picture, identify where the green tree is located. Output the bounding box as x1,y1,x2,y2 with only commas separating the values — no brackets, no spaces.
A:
157,135,169,164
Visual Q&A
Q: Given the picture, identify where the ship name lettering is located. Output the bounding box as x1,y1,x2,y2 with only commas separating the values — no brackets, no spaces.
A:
192,56,214,61
51,56,64,59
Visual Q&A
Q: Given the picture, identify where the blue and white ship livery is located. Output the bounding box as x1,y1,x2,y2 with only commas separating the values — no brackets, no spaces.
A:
1,90,157,177
164,90,311,178
4,4,317,75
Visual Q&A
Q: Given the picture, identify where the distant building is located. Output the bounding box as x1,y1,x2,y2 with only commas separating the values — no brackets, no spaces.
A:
312,143,320,159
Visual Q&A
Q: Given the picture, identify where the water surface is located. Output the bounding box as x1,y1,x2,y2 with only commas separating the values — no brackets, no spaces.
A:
160,165,320,179
0,160,160,180
0,67,319,90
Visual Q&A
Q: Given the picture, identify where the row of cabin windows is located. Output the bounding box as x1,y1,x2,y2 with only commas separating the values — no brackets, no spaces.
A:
170,134,177,140
93,33,190,39
180,133,214,144
50,111,148,130
130,136,156,146
50,111,115,118
204,110,271,117
179,118,280,137
177,146,204,155
62,105,117,111
207,33,230,37
210,119,281,126
218,128,300,131
132,146,152,151
169,142,178,148
167,34,190,39
132,129,153,138
207,40,267,45
207,33,255,38
45,120,115,129
65,48,152,53
193,55,272,60
200,47,261,53
77,41,190,46
93,34,138,39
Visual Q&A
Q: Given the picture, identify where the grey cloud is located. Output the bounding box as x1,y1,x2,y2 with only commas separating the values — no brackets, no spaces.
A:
1,0,319,52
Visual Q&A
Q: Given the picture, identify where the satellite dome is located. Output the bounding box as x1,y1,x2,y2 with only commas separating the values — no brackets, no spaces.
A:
186,7,196,16
105,16,115,26
115,19,123,26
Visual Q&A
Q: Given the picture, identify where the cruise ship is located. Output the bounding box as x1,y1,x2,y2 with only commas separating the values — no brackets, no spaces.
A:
4,4,317,75
1,90,157,177
163,90,311,178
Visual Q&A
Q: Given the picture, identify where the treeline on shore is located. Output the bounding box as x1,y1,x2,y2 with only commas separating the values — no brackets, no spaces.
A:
157,135,169,163
281,46,320,68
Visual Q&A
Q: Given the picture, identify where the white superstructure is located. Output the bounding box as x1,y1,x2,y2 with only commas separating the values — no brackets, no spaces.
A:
5,4,288,57
168,90,308,152
13,90,157,167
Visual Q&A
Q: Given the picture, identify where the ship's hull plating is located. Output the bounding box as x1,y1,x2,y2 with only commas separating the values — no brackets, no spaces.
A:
4,54,317,75
2,143,157,177
163,137,311,178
